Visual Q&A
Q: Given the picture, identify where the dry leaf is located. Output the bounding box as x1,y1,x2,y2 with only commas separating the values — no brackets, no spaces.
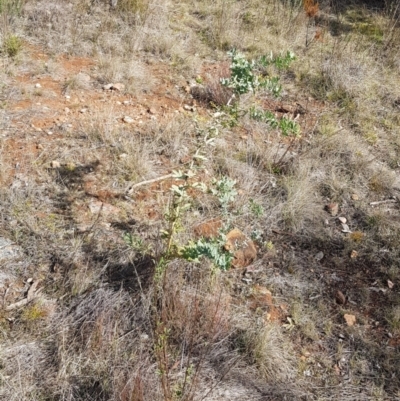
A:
334,364,341,376
335,290,346,305
341,223,352,233
344,314,356,326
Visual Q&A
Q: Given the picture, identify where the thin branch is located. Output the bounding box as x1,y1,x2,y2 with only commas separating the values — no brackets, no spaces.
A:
126,174,174,194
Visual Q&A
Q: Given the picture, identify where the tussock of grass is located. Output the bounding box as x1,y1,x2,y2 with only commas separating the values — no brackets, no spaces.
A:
1,0,400,400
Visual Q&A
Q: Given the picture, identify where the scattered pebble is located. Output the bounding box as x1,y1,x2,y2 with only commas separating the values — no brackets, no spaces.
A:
326,203,339,216
76,72,91,82
183,104,195,112
50,161,61,168
123,116,134,124
344,314,356,326
351,193,359,201
338,217,347,224
112,83,125,91
314,251,324,261
35,83,41,88
79,108,88,114
350,250,358,259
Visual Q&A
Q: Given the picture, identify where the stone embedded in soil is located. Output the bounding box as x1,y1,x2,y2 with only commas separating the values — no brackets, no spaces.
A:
112,83,125,91
50,161,61,168
338,217,347,224
123,116,134,124
88,200,121,218
314,251,324,261
350,250,358,259
224,228,257,268
344,314,356,326
0,237,22,263
351,193,359,201
325,202,339,216
103,84,113,90
76,72,91,82
194,218,222,239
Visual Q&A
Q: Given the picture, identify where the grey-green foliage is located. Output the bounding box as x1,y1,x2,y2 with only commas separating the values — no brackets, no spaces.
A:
249,107,300,137
220,49,296,97
180,176,238,270
180,235,233,271
210,176,237,213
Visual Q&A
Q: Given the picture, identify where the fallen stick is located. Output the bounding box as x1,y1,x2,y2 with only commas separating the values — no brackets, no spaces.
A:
126,174,174,194
370,199,397,206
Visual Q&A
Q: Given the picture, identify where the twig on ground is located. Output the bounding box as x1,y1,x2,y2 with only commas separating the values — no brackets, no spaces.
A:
126,173,174,194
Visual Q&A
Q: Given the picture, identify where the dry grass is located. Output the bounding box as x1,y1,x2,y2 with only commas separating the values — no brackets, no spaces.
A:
1,0,400,400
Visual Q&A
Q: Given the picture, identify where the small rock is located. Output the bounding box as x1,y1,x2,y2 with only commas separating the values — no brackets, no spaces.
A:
148,107,157,115
79,108,88,114
350,250,358,259
112,83,125,91
314,251,324,261
116,101,122,105
64,107,71,113
183,104,195,112
225,228,257,268
344,314,356,326
119,153,128,159
47,131,53,135
351,194,359,201
36,143,44,150
35,83,42,88
50,161,61,168
194,218,222,239
103,84,113,90
76,72,91,82
338,217,347,224
213,112,223,118
88,200,120,217
123,116,134,124
324,219,330,226
388,280,394,289
0,237,22,262
123,100,130,105
326,203,339,216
